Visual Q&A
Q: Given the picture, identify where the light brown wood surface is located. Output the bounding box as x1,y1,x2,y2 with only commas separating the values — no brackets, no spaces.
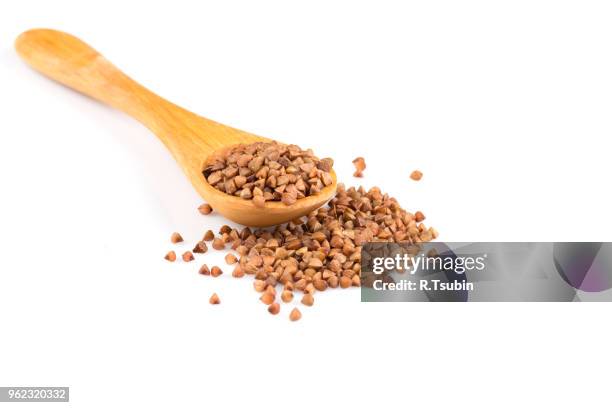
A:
15,29,337,226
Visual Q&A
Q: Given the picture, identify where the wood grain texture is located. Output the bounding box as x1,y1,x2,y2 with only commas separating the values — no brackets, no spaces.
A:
15,29,336,226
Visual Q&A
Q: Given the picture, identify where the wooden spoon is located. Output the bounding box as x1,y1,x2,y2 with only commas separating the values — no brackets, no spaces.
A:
15,29,337,227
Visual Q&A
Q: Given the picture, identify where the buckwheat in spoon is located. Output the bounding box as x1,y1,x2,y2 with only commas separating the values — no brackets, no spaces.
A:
15,29,337,227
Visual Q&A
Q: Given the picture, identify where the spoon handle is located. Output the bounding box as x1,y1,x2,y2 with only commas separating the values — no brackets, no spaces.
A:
15,29,176,125
15,27,216,172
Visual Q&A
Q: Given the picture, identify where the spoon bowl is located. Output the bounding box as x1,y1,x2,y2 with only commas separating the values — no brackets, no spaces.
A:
15,29,337,227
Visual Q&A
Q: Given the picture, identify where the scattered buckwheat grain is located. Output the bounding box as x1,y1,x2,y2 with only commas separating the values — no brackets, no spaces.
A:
352,157,366,177
209,293,220,304
410,170,423,181
211,266,223,277
289,308,302,321
301,293,314,306
260,292,275,305
254,280,266,292
182,251,194,262
268,303,280,315
193,241,208,254
164,251,176,262
199,264,210,275
232,265,245,278
281,290,294,303
212,238,225,250
170,232,183,244
225,253,238,265
198,204,213,215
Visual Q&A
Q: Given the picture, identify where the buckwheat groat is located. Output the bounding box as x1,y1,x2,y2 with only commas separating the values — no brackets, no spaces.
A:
352,157,366,177
410,170,423,181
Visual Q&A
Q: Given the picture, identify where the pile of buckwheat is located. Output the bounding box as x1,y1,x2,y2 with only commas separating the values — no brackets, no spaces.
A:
165,181,437,322
202,141,334,207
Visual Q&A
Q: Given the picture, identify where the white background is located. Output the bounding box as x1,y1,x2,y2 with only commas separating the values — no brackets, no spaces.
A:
1,1,611,407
